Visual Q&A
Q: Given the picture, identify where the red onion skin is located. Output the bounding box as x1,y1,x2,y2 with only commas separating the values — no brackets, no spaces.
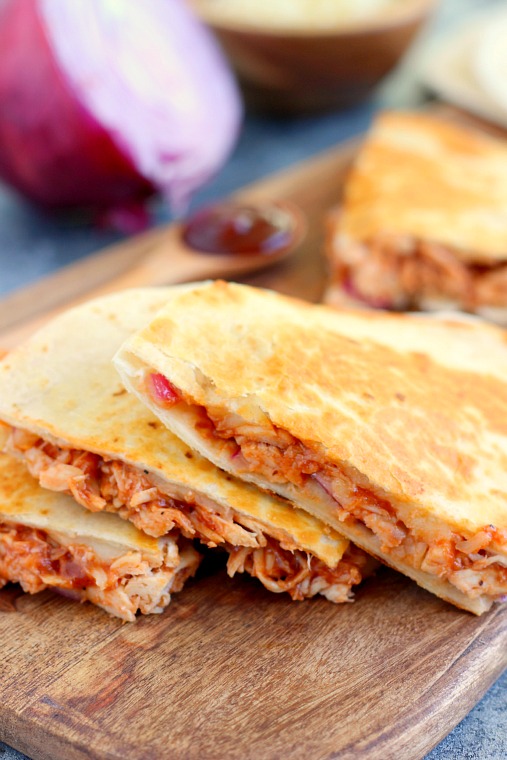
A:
0,0,154,210
343,277,393,310
148,373,181,407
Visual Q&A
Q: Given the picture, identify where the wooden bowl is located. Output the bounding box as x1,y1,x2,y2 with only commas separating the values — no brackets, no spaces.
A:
193,1,437,115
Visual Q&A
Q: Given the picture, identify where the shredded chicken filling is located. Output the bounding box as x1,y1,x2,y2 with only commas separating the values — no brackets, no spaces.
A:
0,522,199,621
227,539,372,602
0,523,112,593
330,233,507,312
202,407,507,601
4,426,367,602
4,426,259,547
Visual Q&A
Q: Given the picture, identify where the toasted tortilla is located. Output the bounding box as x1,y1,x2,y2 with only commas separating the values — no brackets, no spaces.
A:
0,288,372,603
325,112,507,319
0,453,200,620
338,111,507,262
114,280,507,614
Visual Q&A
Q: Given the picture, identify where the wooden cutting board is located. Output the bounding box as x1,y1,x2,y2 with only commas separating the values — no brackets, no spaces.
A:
1,114,506,760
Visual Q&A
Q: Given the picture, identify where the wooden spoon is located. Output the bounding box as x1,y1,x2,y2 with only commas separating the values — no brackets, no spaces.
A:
0,200,305,350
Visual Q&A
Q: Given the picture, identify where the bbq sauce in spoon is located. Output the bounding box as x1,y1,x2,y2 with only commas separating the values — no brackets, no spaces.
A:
182,202,303,256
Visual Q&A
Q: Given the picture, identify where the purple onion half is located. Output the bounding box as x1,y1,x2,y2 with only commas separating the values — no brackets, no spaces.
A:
0,0,242,230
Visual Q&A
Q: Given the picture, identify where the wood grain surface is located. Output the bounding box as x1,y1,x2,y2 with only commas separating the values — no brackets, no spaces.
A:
0,115,506,760
1,563,506,760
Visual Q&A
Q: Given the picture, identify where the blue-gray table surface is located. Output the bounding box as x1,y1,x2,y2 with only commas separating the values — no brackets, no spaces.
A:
0,1,506,758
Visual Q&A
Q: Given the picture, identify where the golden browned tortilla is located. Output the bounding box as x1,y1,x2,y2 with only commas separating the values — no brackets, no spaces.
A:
0,288,372,603
325,111,507,321
0,453,200,620
115,280,507,614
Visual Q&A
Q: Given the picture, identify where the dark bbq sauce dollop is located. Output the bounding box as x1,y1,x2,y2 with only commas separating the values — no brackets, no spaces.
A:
182,203,298,256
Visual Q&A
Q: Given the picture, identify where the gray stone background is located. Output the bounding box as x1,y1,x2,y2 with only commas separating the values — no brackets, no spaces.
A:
0,1,506,758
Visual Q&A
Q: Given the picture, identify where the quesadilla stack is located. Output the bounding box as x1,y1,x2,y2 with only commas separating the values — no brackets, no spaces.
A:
325,111,507,324
114,280,507,615
0,452,200,621
0,288,375,605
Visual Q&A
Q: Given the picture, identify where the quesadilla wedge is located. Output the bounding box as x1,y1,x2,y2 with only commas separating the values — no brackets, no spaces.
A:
0,452,200,620
0,288,374,603
325,111,507,324
114,280,507,615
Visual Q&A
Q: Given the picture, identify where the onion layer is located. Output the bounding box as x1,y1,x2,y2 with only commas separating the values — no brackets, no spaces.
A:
0,0,241,229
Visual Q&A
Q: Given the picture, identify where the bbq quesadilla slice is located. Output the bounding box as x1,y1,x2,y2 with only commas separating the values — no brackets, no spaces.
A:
0,288,374,603
325,111,507,324
0,452,200,620
115,280,507,615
